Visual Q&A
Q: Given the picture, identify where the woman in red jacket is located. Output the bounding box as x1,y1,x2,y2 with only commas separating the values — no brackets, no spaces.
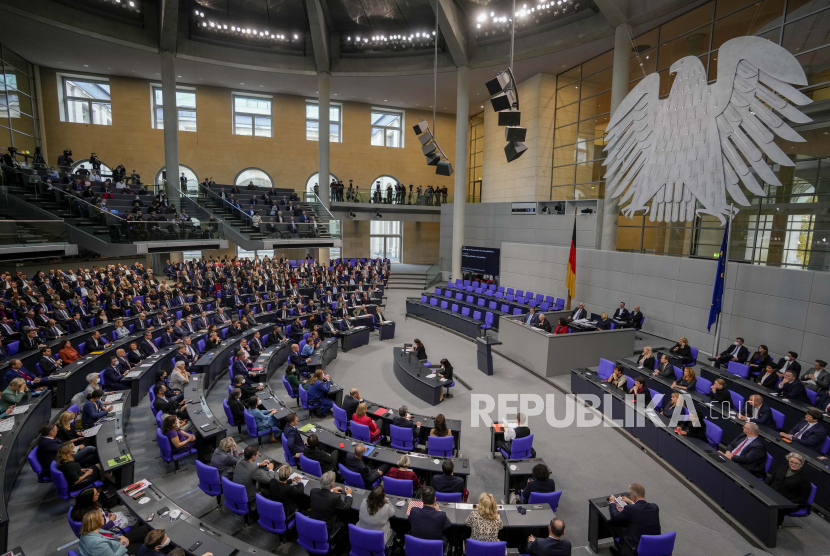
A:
352,402,382,442
553,318,569,335
386,454,421,490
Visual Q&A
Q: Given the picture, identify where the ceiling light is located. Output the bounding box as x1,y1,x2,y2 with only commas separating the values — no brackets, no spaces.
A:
477,24,481,28
195,9,199,14
83,64,89,67
478,13,486,21
294,34,298,39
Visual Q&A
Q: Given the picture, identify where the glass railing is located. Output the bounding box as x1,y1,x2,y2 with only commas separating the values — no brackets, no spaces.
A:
328,188,456,206
251,220,341,239
195,182,256,226
424,258,444,288
0,220,69,245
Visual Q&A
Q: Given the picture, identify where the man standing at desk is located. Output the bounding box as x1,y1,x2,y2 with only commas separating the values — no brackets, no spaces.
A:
608,483,660,556
720,423,768,478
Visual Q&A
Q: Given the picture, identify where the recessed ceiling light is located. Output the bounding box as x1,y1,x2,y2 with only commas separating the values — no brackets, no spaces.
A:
177,75,182,78
83,64,89,67
240,82,244,85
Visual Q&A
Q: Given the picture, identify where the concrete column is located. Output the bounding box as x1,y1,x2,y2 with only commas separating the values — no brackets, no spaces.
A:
451,65,469,281
160,50,180,205
600,23,631,251
317,72,331,208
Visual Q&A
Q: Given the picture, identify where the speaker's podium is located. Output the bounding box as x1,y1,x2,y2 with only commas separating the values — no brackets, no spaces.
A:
378,319,396,341
476,337,502,375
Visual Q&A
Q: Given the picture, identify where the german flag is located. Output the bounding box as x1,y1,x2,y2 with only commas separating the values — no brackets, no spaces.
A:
566,219,576,300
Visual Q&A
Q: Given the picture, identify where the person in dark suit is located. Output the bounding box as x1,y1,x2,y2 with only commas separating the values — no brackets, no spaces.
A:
407,338,426,361
432,460,465,499
720,423,768,478
139,332,160,356
159,325,179,347
766,453,814,525
780,409,827,451
42,319,65,341
737,394,774,428
709,337,749,368
612,302,629,322
288,343,310,375
775,351,801,379
267,464,306,518
524,518,572,556
38,347,63,375
522,307,540,327
567,303,587,321
303,434,338,474
652,354,674,379
756,363,779,389
392,404,421,439
342,389,362,421
628,306,644,329
19,329,44,352
608,483,661,556
595,312,612,330
777,369,810,403
227,388,246,426
536,313,552,333
84,330,111,353
66,313,86,333
522,463,557,502
309,470,352,534
343,444,384,488
283,413,307,460
102,355,130,390
408,487,451,542
817,391,830,413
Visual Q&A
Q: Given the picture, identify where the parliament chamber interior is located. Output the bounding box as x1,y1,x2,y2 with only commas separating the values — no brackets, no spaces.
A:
2,0,830,555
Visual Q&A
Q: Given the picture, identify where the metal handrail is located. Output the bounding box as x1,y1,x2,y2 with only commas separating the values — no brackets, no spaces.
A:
167,184,224,224
195,182,255,224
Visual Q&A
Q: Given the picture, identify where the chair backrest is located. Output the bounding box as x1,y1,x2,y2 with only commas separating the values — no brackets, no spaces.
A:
821,436,830,455
349,524,387,556
333,405,349,433
695,376,712,395
67,507,82,537
650,391,664,410
512,308,522,315
49,461,72,499
28,447,50,482
461,307,471,317
300,454,323,477
466,539,508,556
466,295,474,304
451,304,459,313
156,428,174,462
222,399,236,426
434,491,463,502
689,346,699,363
727,361,750,378
673,366,683,381
427,435,454,457
805,388,818,405
473,310,482,320
382,476,414,497
421,295,428,303
430,298,438,306
485,312,494,324
765,453,773,475
440,301,448,310
296,512,330,554
455,293,463,301
282,376,298,399
221,476,249,514
637,532,677,556
703,419,723,450
351,421,373,443
405,534,443,556
7,341,18,355
390,424,417,451
597,358,615,380
477,298,485,306
339,463,365,488
728,391,745,414
299,384,311,409
196,460,222,496
625,376,635,391
256,493,291,534
282,434,297,465
770,408,785,430
509,434,534,459
488,301,497,310
527,490,562,512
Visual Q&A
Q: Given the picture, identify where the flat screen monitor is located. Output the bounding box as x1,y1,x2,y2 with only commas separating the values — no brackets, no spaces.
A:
461,246,500,276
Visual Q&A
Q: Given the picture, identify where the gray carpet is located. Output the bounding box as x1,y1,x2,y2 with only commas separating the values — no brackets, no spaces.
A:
8,289,829,556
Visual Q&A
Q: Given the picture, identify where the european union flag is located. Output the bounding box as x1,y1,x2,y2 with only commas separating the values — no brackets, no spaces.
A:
708,219,730,332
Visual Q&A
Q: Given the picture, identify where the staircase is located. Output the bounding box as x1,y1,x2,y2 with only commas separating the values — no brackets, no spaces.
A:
0,212,55,244
387,264,432,290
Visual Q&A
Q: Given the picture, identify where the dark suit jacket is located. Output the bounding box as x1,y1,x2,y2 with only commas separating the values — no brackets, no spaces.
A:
744,403,774,428
303,447,335,474
139,339,158,357
102,365,125,386
756,370,778,389
789,419,827,451
655,362,675,380
67,319,85,333
608,500,661,554
342,395,360,421
392,415,420,438
228,397,245,425
613,308,630,321
432,473,465,494
343,452,380,489
726,435,767,477
537,318,552,333
84,337,107,353
568,307,588,320
408,506,452,540
309,488,351,531
781,379,810,403
526,536,572,556
38,356,60,375
765,466,813,504
267,479,306,516
523,478,557,503
521,313,540,326
775,358,801,377
42,325,65,340
283,425,306,457
718,344,749,363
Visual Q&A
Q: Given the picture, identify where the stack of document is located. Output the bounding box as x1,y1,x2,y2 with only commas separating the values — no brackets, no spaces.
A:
288,472,309,486
83,424,102,437
426,373,437,379
104,394,123,403
125,370,142,378
8,404,30,415
110,403,124,413
0,417,15,432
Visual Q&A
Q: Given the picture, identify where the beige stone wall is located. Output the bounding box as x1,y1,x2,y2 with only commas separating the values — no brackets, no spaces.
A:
402,221,439,264
39,68,458,192
481,72,555,203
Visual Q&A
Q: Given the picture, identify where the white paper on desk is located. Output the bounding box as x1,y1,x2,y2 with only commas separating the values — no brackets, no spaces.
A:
110,403,124,413
456,503,475,509
439,378,448,382
0,418,15,431
126,371,142,378
509,465,517,471
8,404,30,415
289,472,309,486
191,376,198,381
432,459,441,464
139,364,153,368
104,395,121,403
426,373,436,379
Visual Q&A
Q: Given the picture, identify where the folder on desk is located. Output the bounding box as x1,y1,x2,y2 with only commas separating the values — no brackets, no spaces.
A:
493,424,503,433
372,407,388,417
364,446,376,457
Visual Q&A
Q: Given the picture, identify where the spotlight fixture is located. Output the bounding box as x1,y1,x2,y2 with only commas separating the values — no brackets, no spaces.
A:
375,211,383,218
348,211,357,218
581,207,594,214
487,67,527,162
412,118,453,176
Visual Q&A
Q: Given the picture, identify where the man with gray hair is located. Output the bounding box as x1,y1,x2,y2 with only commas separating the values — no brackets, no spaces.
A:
392,404,421,440
310,470,352,534
720,422,768,478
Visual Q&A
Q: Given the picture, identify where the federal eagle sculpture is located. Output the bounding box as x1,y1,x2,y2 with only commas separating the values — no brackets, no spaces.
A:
603,36,812,224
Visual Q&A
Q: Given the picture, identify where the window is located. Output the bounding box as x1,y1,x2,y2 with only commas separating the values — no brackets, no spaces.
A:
233,94,272,137
306,101,341,142
329,247,341,260
237,247,274,259
182,251,202,262
154,165,199,192
370,220,402,262
306,172,340,194
62,76,111,125
371,109,403,148
235,168,273,188
71,159,113,178
152,86,196,131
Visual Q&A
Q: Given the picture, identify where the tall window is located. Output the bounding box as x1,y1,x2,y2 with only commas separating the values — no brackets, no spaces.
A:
152,86,196,131
468,112,484,202
1,45,41,157
182,251,202,261
371,110,403,148
233,94,272,137
305,172,339,194
62,76,111,125
306,101,341,142
370,221,402,262
155,165,198,192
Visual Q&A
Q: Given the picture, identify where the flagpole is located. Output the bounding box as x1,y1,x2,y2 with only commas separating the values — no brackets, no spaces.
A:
566,207,576,311
711,204,734,358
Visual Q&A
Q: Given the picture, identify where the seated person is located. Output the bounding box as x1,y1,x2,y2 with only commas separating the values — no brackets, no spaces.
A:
56,441,105,492
344,443,385,489
210,437,241,479
660,392,682,418
232,374,265,401
719,423,768,478
777,369,810,403
81,390,112,429
536,313,552,333
436,359,453,402
246,396,281,443
283,364,301,395
309,470,352,536
161,415,196,455
736,394,774,427
637,346,655,371
779,408,827,450
668,337,693,365
357,485,396,544
102,356,130,391
392,404,421,439
603,364,627,390
386,454,421,491
677,412,708,442
522,463,557,503
628,376,651,405
267,464,306,518
433,460,466,500
608,483,661,556
766,453,814,526
671,367,697,393
708,337,749,368
38,422,98,471
708,378,731,407
595,312,612,330
152,384,190,427
653,354,675,379
552,318,569,335
283,412,307,460
303,433,338,474
524,518,572,556
408,486,451,543
351,402,381,441
466,493,503,543
233,445,276,503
